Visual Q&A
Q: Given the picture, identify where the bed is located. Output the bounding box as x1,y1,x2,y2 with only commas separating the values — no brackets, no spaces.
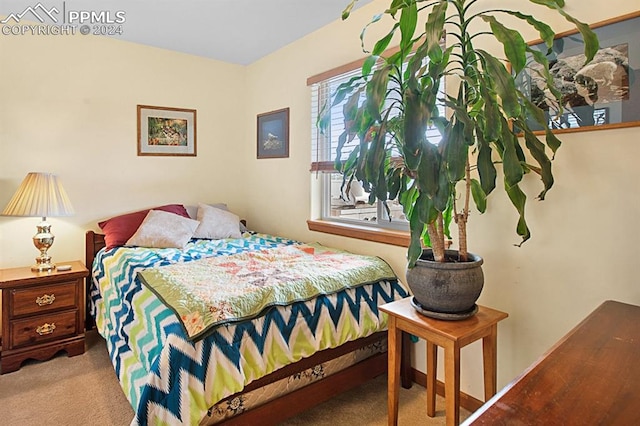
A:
85,204,411,425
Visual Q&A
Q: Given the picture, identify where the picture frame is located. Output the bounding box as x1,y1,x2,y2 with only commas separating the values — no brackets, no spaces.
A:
257,108,289,159
515,11,640,134
137,105,197,156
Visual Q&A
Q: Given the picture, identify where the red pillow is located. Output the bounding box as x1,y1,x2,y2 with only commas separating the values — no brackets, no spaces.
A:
98,204,190,249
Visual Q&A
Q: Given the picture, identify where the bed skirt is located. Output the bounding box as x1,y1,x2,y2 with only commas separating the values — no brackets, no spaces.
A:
203,336,386,424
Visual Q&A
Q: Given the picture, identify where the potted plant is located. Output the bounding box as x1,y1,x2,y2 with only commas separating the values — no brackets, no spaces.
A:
322,0,598,318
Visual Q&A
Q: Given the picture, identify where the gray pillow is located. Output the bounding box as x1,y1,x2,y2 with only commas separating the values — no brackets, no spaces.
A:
126,210,200,248
186,203,247,232
192,203,242,239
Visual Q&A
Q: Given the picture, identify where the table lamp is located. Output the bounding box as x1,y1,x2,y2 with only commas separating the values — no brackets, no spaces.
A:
2,172,75,271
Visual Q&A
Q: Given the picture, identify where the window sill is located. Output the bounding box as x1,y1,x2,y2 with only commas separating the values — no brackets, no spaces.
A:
307,220,410,247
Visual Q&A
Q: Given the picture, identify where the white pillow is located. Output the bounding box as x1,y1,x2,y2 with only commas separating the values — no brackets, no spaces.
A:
185,203,228,219
193,203,242,239
126,209,200,248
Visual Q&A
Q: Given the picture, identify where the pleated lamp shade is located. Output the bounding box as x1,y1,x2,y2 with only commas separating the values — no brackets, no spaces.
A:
2,172,75,271
2,172,75,218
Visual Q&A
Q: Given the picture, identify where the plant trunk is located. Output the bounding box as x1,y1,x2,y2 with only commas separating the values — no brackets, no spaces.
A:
458,215,468,262
455,155,472,262
428,214,446,262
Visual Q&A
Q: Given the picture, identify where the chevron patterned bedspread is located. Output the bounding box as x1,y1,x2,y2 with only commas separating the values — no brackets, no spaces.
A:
89,233,409,425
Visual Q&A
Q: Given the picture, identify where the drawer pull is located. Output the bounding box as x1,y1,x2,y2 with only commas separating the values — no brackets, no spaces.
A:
36,294,56,306
36,323,56,336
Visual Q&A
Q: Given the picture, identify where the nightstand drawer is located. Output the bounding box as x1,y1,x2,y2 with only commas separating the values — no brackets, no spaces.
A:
10,281,78,317
10,310,78,349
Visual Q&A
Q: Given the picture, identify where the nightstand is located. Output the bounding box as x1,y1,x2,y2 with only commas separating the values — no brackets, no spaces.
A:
0,260,88,374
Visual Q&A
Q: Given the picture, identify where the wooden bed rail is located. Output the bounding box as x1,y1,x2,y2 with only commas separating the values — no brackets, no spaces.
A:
84,230,105,330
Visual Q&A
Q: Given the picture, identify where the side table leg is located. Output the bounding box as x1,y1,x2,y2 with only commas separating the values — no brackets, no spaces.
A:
444,342,461,426
482,324,498,400
401,331,412,388
426,340,437,417
388,316,401,426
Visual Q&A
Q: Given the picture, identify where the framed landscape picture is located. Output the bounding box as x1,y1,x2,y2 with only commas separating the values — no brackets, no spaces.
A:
515,11,640,134
137,105,197,156
257,108,289,159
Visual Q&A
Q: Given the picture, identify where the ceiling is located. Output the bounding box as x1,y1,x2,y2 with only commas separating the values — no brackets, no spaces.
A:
0,0,373,65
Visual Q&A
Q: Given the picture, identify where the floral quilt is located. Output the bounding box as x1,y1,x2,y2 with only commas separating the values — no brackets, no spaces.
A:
138,243,397,341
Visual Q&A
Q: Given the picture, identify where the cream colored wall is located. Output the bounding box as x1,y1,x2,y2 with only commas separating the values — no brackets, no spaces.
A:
245,0,640,400
0,29,248,269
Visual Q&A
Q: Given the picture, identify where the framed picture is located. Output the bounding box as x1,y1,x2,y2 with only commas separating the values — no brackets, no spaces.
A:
137,105,197,156
515,11,640,134
257,108,289,159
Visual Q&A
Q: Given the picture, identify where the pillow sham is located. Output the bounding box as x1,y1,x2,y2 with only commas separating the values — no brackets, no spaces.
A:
126,209,200,249
98,204,190,249
186,202,248,232
185,203,228,220
193,203,242,239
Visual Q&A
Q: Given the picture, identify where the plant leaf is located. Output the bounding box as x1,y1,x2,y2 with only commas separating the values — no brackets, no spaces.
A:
372,23,399,56
528,0,565,9
528,0,598,64
399,1,418,52
470,178,487,213
362,55,379,78
416,140,441,198
502,11,555,51
424,1,447,63
478,50,521,118
505,182,531,245
331,75,365,108
556,9,600,64
478,82,501,142
403,87,427,170
523,47,562,101
387,167,403,200
360,13,384,53
500,123,524,188
342,0,358,20
545,127,562,156
408,210,425,267
366,65,391,121
522,128,554,200
445,120,467,183
434,171,450,212
476,133,497,196
387,0,407,18
481,15,527,74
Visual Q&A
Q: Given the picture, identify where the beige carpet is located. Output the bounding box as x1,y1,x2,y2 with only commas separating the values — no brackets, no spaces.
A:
1,330,470,425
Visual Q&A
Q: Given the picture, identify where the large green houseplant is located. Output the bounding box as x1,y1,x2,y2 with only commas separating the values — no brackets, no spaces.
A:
322,0,598,316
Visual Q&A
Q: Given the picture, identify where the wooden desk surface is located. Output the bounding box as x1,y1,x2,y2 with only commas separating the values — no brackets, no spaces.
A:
464,300,640,425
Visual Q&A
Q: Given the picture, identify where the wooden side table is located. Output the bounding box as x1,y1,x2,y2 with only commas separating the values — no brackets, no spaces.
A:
380,297,508,426
0,261,89,374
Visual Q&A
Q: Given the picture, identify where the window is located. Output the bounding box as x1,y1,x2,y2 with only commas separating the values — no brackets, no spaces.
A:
308,54,444,235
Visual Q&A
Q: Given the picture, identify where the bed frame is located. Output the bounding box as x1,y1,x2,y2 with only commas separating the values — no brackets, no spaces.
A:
84,230,412,425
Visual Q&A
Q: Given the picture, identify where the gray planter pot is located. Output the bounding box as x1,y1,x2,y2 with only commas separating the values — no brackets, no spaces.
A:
405,249,484,320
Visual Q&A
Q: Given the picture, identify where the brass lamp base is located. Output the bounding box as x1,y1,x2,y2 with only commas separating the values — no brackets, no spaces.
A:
32,258,56,272
32,218,56,272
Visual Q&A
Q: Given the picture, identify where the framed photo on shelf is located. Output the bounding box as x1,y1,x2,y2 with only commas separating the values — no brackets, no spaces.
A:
137,105,197,156
515,11,640,134
257,108,289,159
